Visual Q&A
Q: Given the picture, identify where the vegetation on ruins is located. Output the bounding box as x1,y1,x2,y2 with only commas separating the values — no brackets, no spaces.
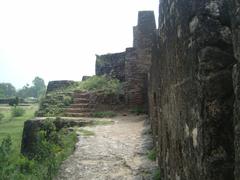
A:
77,128,95,136
153,169,161,180
91,111,117,118
0,105,77,179
92,120,114,126
49,76,122,95
70,75,122,95
147,148,157,161
37,93,73,117
37,75,123,117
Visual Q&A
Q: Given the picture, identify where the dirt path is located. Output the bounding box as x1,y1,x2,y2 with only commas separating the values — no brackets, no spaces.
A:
56,114,158,180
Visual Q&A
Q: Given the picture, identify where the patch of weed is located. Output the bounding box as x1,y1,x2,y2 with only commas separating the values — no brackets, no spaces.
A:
92,111,116,118
77,128,95,136
92,120,114,126
153,169,161,180
11,106,25,117
148,148,157,161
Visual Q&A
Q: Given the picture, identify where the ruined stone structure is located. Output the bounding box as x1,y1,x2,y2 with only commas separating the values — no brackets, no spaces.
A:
46,80,75,93
95,11,156,109
229,1,240,179
96,52,126,82
22,1,240,179
125,11,156,108
94,0,240,179
148,0,240,180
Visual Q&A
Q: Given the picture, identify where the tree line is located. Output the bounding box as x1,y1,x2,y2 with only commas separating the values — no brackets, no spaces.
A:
0,77,46,99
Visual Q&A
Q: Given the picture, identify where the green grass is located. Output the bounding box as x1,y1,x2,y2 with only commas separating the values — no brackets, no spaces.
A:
147,148,157,161
92,111,117,118
77,128,95,136
38,75,123,117
11,106,25,117
92,120,114,126
0,111,78,179
37,94,72,117
72,75,122,94
153,169,161,180
0,104,37,154
55,75,123,95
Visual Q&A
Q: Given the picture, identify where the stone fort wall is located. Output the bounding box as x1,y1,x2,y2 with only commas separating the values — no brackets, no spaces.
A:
43,2,240,179
96,11,156,109
96,1,240,179
149,0,236,179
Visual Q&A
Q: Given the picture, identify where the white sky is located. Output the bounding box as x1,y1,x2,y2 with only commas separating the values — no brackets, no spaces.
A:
0,0,158,89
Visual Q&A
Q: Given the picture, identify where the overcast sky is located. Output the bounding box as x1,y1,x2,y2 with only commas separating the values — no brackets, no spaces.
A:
0,0,158,89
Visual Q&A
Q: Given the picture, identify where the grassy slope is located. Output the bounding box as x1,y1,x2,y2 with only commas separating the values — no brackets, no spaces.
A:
0,104,38,154
0,104,77,179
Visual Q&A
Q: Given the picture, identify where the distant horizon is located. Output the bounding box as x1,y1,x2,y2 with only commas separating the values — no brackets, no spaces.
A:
0,0,158,89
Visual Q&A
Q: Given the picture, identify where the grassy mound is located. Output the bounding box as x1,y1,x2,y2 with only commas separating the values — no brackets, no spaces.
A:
69,75,122,95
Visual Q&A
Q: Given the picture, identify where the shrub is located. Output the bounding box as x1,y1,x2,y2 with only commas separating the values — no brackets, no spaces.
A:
8,97,19,106
36,93,69,117
32,119,77,178
63,95,72,106
0,118,78,179
0,136,14,179
92,111,117,118
75,75,122,95
11,106,25,117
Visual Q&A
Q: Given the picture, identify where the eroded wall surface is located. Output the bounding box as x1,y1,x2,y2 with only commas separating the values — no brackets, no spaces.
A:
229,0,240,179
125,11,156,108
95,11,156,109
46,80,75,93
95,52,126,82
149,0,236,179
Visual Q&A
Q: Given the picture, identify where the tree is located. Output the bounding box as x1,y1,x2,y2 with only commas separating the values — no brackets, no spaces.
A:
17,77,46,98
32,77,46,97
17,85,34,98
0,83,16,98
0,88,4,98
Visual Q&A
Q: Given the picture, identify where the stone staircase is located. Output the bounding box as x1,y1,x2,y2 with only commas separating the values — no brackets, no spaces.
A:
64,91,94,117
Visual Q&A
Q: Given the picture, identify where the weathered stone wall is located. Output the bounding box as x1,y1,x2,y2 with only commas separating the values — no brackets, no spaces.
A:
46,80,75,93
229,0,240,179
21,117,95,159
88,91,125,111
95,11,156,109
95,52,126,81
148,0,236,179
125,11,156,109
82,76,91,81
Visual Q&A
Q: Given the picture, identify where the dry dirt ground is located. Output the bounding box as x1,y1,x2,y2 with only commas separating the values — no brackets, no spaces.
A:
56,114,158,180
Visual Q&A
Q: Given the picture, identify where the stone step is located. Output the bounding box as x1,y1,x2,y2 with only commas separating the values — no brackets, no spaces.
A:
73,98,89,103
64,112,91,117
65,108,93,113
70,104,94,108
